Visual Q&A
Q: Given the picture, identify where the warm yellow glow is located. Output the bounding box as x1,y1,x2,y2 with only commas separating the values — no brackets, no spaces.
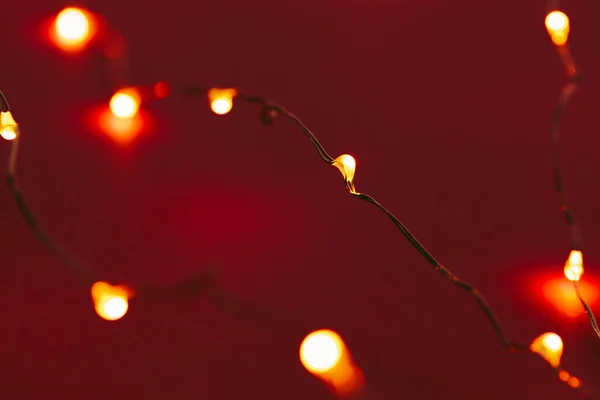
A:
530,332,563,368
0,111,19,141
564,250,583,282
332,154,357,194
300,330,344,373
91,281,133,321
208,88,236,115
110,89,141,119
545,11,570,46
53,7,94,51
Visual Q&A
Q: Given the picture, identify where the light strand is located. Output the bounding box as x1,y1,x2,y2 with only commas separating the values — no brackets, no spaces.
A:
0,2,596,397
545,7,600,339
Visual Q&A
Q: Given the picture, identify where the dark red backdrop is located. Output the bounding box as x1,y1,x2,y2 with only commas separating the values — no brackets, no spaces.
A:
2,0,600,399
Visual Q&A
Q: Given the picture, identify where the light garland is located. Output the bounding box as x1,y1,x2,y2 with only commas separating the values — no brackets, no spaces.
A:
0,1,596,398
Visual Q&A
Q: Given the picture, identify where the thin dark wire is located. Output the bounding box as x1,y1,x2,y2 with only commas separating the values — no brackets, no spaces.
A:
178,86,591,396
2,89,222,301
548,44,600,339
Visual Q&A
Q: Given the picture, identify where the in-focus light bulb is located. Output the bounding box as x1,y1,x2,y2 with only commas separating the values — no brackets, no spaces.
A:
300,329,344,374
545,11,570,46
530,332,564,368
91,281,132,321
564,250,584,282
0,111,19,141
53,7,94,51
332,154,357,194
208,88,236,115
110,88,141,119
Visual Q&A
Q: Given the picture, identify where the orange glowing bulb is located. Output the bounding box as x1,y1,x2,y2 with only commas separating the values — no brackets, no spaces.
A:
0,111,19,141
300,329,345,374
208,88,236,115
110,89,141,119
545,11,570,46
91,281,132,321
332,154,357,194
564,250,583,282
53,7,93,51
530,332,563,368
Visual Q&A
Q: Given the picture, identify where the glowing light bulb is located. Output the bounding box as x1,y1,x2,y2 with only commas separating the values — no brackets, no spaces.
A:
300,329,344,374
91,281,133,321
530,332,563,368
545,11,570,46
52,7,94,51
208,88,236,115
0,111,19,141
564,250,584,282
110,89,141,119
332,154,357,194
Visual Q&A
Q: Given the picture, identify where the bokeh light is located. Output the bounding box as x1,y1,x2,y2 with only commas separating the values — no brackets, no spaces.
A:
542,277,599,318
545,11,570,46
110,88,141,119
300,330,344,373
51,7,96,52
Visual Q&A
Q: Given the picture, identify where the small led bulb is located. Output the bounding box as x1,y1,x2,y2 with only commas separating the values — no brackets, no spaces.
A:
208,88,236,115
332,154,357,194
110,88,141,119
91,281,133,321
530,332,563,368
52,7,95,52
0,111,19,141
300,330,345,374
545,11,570,46
564,250,583,282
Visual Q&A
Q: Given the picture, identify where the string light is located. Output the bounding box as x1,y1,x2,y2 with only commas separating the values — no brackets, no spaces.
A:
545,11,570,46
530,332,563,368
545,8,600,339
91,281,132,321
0,111,19,141
109,88,141,119
299,330,365,397
529,332,587,394
52,7,95,52
208,88,236,115
332,154,357,194
0,0,597,397
564,250,584,282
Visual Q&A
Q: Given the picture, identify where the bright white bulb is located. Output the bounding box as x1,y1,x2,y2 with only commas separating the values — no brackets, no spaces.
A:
301,334,341,371
543,333,563,351
102,297,128,321
56,9,89,40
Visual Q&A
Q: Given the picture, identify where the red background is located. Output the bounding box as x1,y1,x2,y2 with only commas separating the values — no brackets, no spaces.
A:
1,0,600,399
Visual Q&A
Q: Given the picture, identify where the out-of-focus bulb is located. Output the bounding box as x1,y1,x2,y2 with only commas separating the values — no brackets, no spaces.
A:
530,332,563,368
0,111,19,141
110,88,141,119
332,154,357,194
545,11,570,46
53,7,94,51
564,250,584,282
91,281,133,321
208,88,236,115
300,330,345,374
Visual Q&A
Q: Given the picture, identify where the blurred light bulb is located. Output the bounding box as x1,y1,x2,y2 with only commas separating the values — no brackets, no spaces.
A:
545,11,570,46
332,154,357,194
110,88,141,119
53,7,94,51
530,332,563,368
300,330,344,374
91,281,132,321
564,250,583,282
208,88,236,115
0,111,19,141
